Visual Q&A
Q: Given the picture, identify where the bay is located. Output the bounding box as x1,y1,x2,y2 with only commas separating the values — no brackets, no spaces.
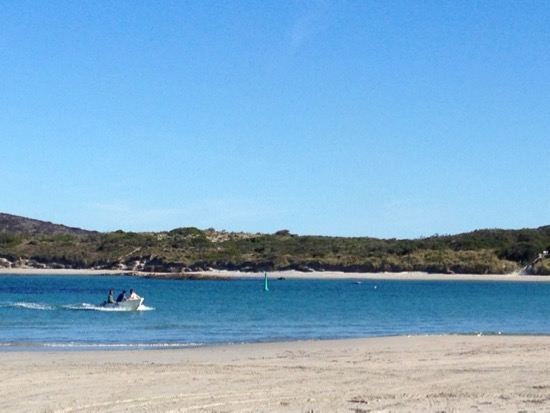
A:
0,274,549,350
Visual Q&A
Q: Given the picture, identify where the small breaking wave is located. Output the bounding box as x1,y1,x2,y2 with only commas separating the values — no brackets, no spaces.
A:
0,341,203,351
43,341,200,349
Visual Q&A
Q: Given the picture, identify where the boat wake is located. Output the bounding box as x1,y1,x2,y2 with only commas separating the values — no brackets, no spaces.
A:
1,302,154,312
3,302,55,310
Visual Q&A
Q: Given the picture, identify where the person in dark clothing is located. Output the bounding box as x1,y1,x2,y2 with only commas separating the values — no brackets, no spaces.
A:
116,290,127,302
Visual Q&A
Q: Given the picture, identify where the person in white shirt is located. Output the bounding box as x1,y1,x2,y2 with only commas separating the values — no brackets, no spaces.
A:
128,289,141,300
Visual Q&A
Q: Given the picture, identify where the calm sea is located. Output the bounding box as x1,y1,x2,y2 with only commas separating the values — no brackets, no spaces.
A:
0,274,549,350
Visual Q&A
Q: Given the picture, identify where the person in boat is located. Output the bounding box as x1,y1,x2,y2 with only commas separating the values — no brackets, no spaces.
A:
128,289,141,300
105,289,116,304
116,290,127,302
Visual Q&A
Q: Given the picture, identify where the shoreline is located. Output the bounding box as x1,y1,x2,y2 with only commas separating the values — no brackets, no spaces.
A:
2,335,549,412
1,267,549,282
2,332,549,353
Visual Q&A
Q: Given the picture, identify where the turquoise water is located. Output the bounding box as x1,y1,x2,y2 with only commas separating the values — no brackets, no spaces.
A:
0,274,549,350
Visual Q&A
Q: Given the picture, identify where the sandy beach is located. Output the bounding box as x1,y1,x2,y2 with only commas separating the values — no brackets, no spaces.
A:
1,335,549,412
2,267,550,282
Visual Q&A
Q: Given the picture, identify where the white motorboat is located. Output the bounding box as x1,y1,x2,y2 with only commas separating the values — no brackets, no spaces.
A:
101,297,144,311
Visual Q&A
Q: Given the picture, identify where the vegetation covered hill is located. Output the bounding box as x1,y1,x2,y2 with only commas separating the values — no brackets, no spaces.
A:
1,213,550,275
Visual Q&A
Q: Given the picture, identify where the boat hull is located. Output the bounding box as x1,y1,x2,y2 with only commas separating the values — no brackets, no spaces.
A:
101,297,144,311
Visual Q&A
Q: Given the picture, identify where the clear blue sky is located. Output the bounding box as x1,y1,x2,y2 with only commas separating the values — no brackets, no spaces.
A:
2,1,549,238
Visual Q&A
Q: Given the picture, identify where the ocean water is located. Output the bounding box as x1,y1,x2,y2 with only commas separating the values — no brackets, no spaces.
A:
0,274,549,350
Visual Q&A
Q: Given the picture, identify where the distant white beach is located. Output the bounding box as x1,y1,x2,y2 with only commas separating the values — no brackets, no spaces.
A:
1,267,550,282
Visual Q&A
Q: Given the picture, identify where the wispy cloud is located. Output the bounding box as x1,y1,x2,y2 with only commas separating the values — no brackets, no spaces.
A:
88,197,288,233
88,201,184,231
289,0,336,53
380,198,452,239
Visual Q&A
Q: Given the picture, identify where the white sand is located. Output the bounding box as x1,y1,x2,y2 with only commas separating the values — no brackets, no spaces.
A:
1,335,549,412
2,267,550,282
205,269,550,282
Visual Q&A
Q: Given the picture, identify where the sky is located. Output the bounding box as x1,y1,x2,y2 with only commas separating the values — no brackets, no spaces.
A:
2,1,549,239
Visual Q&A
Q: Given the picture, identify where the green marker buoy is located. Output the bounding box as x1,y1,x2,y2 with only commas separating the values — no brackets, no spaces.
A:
263,272,269,292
